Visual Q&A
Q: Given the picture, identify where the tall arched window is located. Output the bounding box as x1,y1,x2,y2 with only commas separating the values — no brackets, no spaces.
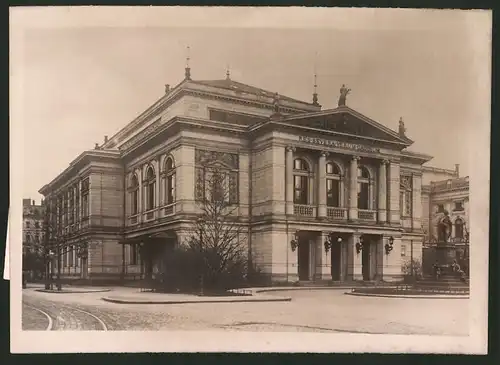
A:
326,162,341,207
130,174,139,215
454,217,464,239
145,166,156,211
357,166,371,210
165,157,176,205
293,158,309,205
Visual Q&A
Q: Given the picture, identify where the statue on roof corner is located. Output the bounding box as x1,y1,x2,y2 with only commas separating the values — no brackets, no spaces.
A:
398,117,406,137
273,92,280,115
338,84,351,107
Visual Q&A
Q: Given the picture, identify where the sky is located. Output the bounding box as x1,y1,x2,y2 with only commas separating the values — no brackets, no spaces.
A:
11,7,491,202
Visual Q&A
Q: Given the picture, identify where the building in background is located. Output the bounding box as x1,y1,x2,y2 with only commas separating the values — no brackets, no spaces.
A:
22,199,45,279
22,199,45,252
38,58,468,284
420,172,470,275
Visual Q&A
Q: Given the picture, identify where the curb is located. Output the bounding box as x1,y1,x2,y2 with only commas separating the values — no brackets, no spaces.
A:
101,296,292,305
36,289,111,294
345,292,469,299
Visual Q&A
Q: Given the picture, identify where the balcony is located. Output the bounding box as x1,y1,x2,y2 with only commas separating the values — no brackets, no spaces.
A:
129,214,138,225
327,207,347,220
358,209,376,221
163,203,175,216
144,209,155,221
294,204,316,217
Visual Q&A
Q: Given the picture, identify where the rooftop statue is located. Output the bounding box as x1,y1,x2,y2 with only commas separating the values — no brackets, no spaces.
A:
398,117,406,137
273,92,280,115
338,84,351,107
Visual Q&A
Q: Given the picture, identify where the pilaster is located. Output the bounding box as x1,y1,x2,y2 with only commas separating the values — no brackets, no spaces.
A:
315,232,331,280
285,146,295,215
317,152,328,218
412,174,422,230
377,159,388,223
352,233,363,280
387,161,401,224
348,156,360,220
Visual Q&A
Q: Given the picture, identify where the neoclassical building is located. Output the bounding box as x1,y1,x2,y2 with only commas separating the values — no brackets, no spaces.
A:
38,63,466,284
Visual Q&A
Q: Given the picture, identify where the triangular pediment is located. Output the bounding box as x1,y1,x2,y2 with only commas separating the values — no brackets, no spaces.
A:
278,107,413,147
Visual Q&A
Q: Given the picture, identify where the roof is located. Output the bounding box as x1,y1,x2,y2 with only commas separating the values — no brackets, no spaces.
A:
191,78,315,107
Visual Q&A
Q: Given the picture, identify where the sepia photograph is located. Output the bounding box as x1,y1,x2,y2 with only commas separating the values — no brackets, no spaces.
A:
9,6,491,354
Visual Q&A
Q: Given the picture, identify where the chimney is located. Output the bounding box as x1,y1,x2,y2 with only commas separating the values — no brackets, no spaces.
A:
165,84,170,94
455,164,460,177
104,135,108,143
94,143,99,150
32,200,35,206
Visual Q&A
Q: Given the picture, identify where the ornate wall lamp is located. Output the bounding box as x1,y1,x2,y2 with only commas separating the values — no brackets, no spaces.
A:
385,236,395,255
324,233,342,255
290,231,299,252
355,235,364,255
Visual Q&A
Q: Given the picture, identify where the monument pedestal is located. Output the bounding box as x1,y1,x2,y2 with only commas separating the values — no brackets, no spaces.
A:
435,244,457,266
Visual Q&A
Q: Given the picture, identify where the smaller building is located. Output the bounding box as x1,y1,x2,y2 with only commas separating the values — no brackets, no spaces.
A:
22,199,45,254
420,170,469,275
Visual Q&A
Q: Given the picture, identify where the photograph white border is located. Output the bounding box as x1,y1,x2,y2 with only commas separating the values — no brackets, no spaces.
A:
9,6,491,354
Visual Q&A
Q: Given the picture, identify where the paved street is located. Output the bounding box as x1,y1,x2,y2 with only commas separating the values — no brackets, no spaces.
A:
22,286,469,335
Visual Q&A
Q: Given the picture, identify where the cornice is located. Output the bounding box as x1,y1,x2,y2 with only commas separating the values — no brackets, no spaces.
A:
252,121,409,150
39,151,122,196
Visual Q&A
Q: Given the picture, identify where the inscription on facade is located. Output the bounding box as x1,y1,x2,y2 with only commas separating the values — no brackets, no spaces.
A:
298,136,380,153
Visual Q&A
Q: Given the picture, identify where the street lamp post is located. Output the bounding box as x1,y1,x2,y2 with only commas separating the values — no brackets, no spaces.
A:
47,250,55,290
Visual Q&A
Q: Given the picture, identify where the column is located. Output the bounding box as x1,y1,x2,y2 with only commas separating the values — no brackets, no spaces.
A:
346,234,355,281
382,235,402,281
352,233,363,281
138,168,143,223
285,146,295,215
317,152,328,218
315,232,331,280
377,159,388,223
348,156,360,220
387,161,401,224
155,158,161,216
412,174,422,230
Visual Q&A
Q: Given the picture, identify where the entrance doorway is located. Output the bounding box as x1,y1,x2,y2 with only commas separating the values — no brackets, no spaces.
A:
331,242,341,281
298,237,310,281
362,241,371,281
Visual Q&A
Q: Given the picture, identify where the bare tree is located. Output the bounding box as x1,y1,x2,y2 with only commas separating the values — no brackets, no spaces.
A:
184,165,248,293
39,199,88,290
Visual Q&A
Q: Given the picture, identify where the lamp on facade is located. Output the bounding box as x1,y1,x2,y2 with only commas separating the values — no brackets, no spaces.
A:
385,236,395,255
290,231,299,252
355,235,364,255
324,233,342,255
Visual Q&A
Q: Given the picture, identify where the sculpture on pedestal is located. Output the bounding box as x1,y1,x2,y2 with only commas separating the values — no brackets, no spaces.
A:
338,84,351,107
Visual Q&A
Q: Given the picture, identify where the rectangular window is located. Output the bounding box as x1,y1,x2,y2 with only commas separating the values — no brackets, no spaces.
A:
82,194,89,218
166,175,175,204
357,182,369,210
454,201,464,211
437,204,445,213
294,175,308,205
401,245,406,257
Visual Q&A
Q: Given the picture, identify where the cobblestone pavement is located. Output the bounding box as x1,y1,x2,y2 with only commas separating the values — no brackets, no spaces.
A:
22,286,469,335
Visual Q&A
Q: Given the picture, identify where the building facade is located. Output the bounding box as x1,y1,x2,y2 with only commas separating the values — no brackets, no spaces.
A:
22,199,45,254
38,66,466,284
